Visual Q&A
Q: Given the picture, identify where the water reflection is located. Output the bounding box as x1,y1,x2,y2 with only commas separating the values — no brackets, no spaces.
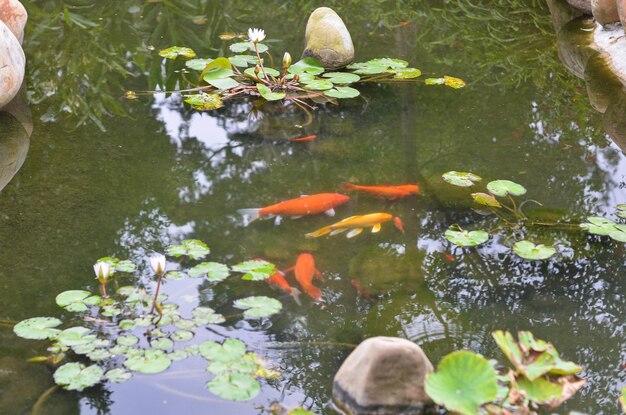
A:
0,87,31,193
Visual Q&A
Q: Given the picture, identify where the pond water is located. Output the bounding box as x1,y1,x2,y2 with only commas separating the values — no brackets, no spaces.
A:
1,0,625,414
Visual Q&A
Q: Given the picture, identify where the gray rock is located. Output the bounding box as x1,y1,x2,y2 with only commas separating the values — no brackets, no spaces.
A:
0,0,27,44
567,0,593,14
332,337,434,415
303,7,354,70
0,21,25,109
0,111,30,193
592,0,619,24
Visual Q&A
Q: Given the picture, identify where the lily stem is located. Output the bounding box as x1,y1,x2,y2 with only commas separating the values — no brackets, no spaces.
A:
149,272,164,316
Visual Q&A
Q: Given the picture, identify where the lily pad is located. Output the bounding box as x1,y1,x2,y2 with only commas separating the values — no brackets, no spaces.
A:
55,290,101,312
425,75,466,89
445,227,489,247
228,55,259,67
192,306,225,325
166,239,210,259
124,349,172,374
171,330,194,342
471,192,501,208
233,296,282,318
159,46,196,60
165,271,186,281
97,257,137,273
151,338,174,350
185,58,213,71
199,339,246,362
117,335,139,347
54,362,104,390
229,41,268,54
105,368,132,383
515,375,562,404
288,57,324,75
256,83,286,101
620,386,625,413
348,58,408,75
425,351,497,415
513,241,556,260
184,93,223,111
207,357,257,375
286,72,315,83
244,67,280,78
14,317,62,340
87,349,113,361
324,87,360,99
188,262,230,282
232,260,275,281
207,373,260,401
442,171,482,187
168,349,190,361
303,79,334,91
393,67,422,79
57,327,97,347
487,180,527,197
175,319,197,330
322,72,360,84
617,204,626,219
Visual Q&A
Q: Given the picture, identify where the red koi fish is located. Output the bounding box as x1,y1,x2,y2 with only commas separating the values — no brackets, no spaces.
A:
284,253,323,302
342,183,420,200
351,279,376,299
393,217,405,233
238,193,350,222
267,270,301,304
289,135,318,142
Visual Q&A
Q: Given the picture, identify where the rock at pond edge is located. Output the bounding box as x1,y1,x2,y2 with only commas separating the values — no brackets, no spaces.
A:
0,0,27,44
303,7,354,70
0,21,25,109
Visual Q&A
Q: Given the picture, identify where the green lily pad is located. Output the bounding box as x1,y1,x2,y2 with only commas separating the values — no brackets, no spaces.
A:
425,75,466,89
192,306,225,325
166,239,210,259
256,83,286,101
54,363,103,390
188,262,230,282
101,305,122,317
229,42,268,54
57,327,97,347
124,349,172,374
322,72,360,84
244,67,280,78
617,204,626,219
228,55,259,67
171,330,194,342
117,319,136,331
366,58,408,69
288,57,324,75
487,180,527,197
199,339,246,362
185,58,213,71
286,72,315,83
164,271,186,281
200,57,235,87
324,87,360,99
175,319,197,330
117,335,139,347
207,373,260,401
348,58,408,75
14,317,62,340
425,351,497,415
516,376,563,404
620,387,625,413
97,257,137,273
151,338,174,350
168,349,189,361
207,356,257,375
303,79,334,91
208,77,239,90
105,368,132,383
159,46,196,60
232,260,275,281
184,93,223,111
289,409,315,415
445,227,489,247
87,349,113,361
233,296,282,318
442,171,482,187
471,192,501,208
393,67,422,79
513,240,556,260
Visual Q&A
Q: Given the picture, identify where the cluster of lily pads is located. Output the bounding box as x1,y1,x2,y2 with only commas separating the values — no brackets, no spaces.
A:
13,239,293,402
148,28,464,111
441,171,626,260
425,331,585,415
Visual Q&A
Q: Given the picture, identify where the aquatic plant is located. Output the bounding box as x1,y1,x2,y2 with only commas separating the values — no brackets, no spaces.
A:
425,331,584,415
13,240,284,403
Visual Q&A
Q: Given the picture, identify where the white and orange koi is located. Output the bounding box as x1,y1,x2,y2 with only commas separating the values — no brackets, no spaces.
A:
305,213,401,238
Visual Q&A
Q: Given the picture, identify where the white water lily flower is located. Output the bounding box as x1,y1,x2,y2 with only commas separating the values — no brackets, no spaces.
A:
248,28,266,43
150,253,166,275
93,261,111,282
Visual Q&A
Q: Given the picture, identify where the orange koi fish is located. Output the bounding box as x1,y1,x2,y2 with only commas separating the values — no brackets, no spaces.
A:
393,217,405,233
283,253,323,302
305,213,399,238
238,193,350,222
289,135,318,142
341,183,419,200
267,270,301,304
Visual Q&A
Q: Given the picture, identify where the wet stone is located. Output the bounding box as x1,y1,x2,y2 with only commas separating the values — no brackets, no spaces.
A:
592,0,619,24
567,0,593,14
0,21,25,109
303,7,354,70
0,0,27,43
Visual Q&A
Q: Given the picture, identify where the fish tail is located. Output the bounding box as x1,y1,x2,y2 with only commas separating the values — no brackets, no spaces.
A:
303,285,322,301
305,226,333,238
341,182,357,190
290,287,302,305
237,208,262,222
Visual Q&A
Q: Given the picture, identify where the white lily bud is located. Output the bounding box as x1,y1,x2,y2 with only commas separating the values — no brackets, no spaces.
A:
93,261,111,283
247,27,266,43
150,253,166,276
282,52,292,68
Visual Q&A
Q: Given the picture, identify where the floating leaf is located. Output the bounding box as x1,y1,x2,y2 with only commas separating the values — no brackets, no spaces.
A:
232,260,275,281
14,317,62,340
166,239,210,259
617,204,626,219
367,58,408,69
168,349,189,361
286,72,315,83
513,241,556,260
118,319,136,330
87,349,113,361
57,327,97,347
117,335,139,347
151,338,174,350
620,387,625,413
192,306,225,325
55,290,100,312
324,87,360,99
184,93,224,111
471,192,501,208
228,55,259,67
200,57,235,88
199,339,246,362
303,79,334,91
207,77,239,90
207,356,257,375
229,42,268,54
171,330,194,342
322,72,360,84
105,368,132,383
442,171,482,187
348,58,408,75
515,375,562,404
159,46,196,60
425,351,497,415
244,67,280,78
445,227,489,247
207,373,260,401
233,296,282,318
487,180,526,197
580,217,626,242
256,83,286,101
97,257,137,273
101,306,122,317
54,362,103,390
185,58,213,71
425,75,466,89
289,409,315,415
188,262,230,282
175,319,197,330
165,271,185,281
393,67,421,79
288,57,324,75
124,349,172,374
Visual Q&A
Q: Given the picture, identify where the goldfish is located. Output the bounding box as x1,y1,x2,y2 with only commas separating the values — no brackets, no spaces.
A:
341,182,419,200
393,217,405,233
238,193,350,222
267,270,301,304
284,253,323,302
289,135,318,142
305,212,402,238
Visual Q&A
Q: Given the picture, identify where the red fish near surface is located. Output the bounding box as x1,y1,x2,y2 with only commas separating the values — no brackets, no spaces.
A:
238,193,349,222
283,253,324,302
342,183,420,200
267,270,301,304
289,135,318,142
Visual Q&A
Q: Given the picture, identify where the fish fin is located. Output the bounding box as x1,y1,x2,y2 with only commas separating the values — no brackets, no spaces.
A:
371,223,382,233
306,226,333,238
324,208,335,217
281,266,295,275
290,287,302,305
329,228,347,236
314,269,324,281
274,216,282,226
346,228,363,238
237,208,261,223
290,215,303,220
303,285,322,301
300,194,309,198
341,182,356,190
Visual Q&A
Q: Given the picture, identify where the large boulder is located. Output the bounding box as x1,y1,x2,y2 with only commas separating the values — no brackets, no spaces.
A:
332,337,434,415
567,0,593,14
0,21,24,109
303,7,354,70
0,110,30,193
0,0,27,43
617,0,626,27
592,0,619,24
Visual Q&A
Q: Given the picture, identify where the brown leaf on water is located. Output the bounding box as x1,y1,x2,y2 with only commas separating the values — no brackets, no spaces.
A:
547,375,585,408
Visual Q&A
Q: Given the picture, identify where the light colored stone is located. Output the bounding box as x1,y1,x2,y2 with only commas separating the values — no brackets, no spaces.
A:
592,0,619,24
0,111,30,193
0,0,27,44
303,7,354,70
0,21,25,109
617,0,626,27
593,20,626,86
567,0,593,14
332,336,434,415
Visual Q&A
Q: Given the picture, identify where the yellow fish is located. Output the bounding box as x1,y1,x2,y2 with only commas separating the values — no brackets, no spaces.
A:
305,213,400,238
